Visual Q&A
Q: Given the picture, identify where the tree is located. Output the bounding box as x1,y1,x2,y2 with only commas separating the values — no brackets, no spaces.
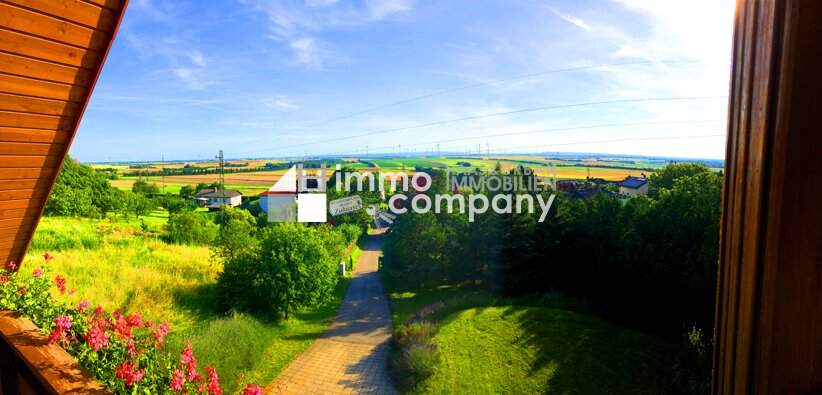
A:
179,185,197,200
217,223,339,318
212,207,258,259
159,195,188,215
132,180,160,195
164,211,218,245
45,156,118,218
649,163,711,190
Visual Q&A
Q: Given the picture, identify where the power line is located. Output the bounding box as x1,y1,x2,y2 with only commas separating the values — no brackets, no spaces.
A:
227,96,727,157
473,134,726,154
279,119,724,159
282,133,725,159
301,59,699,128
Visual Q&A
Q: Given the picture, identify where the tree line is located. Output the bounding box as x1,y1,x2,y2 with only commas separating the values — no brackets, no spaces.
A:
381,162,720,391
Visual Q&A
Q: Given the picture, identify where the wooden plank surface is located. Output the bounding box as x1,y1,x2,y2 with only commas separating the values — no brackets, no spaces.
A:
0,93,80,116
0,28,100,68
0,0,126,297
0,128,71,144
0,52,91,85
0,111,73,130
0,142,65,156
4,0,117,31
0,73,84,102
0,3,108,49
0,312,110,394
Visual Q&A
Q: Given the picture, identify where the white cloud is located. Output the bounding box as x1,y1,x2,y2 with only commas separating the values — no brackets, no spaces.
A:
244,0,413,68
365,0,413,20
289,37,322,68
172,68,213,90
547,7,592,31
186,51,207,67
263,95,300,110
305,0,339,7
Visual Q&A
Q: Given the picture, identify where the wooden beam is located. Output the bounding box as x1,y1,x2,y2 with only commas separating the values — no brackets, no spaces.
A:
713,0,822,393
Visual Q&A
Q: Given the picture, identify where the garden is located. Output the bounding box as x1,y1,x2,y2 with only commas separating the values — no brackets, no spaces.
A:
0,157,366,394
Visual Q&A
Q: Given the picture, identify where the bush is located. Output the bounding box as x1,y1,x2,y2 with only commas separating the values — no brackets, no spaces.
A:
393,321,438,348
390,321,441,391
217,223,339,318
45,156,119,218
337,223,362,245
164,211,218,245
669,325,712,394
212,208,258,260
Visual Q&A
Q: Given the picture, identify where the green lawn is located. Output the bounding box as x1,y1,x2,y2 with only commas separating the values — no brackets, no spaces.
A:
386,286,671,394
24,216,350,392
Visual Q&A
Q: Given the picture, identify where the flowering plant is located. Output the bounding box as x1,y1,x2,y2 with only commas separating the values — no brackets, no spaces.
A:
0,254,260,394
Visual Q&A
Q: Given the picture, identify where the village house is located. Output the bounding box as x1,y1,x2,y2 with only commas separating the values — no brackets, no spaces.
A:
618,176,649,196
194,188,242,209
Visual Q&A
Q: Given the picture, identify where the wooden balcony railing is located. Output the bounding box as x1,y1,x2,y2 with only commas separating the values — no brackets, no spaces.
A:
0,311,108,394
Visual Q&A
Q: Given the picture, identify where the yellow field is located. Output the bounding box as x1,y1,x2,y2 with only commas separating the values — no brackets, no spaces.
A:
534,167,640,181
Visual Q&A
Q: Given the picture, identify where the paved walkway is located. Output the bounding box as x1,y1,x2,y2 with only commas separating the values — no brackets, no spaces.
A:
266,230,397,395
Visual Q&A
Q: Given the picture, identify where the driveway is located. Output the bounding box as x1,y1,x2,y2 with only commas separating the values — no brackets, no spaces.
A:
266,229,397,395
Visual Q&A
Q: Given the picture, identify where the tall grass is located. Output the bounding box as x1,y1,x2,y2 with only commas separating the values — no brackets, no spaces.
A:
24,216,349,392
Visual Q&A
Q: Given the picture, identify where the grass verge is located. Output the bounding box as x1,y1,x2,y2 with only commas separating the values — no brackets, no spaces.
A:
385,285,671,394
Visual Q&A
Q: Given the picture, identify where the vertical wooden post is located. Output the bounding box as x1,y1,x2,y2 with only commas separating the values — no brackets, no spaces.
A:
713,0,822,393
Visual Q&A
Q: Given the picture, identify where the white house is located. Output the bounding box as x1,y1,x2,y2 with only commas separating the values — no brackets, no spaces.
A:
194,188,242,209
618,176,649,196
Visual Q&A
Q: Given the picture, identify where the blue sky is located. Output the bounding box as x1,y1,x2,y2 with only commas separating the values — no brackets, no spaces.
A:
73,0,736,162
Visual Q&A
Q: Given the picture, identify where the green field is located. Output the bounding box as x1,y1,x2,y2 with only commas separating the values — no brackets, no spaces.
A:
24,216,349,392
387,286,671,394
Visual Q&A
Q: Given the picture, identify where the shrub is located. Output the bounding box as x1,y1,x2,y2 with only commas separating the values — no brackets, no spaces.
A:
670,325,712,394
212,208,258,260
390,321,441,391
164,211,218,245
337,223,362,245
393,321,438,348
217,223,339,318
45,156,118,218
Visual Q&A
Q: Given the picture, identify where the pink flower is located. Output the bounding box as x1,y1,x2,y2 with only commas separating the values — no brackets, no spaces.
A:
115,361,144,387
48,315,73,345
85,324,110,352
32,267,43,277
180,343,200,382
114,314,132,339
77,299,90,311
54,275,67,294
126,313,143,327
126,337,137,356
18,286,26,295
6,261,17,272
155,322,170,348
169,369,185,391
242,384,263,395
43,252,54,262
206,366,222,395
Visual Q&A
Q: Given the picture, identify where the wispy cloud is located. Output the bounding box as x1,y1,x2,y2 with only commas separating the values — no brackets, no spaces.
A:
547,7,592,31
263,95,299,111
243,0,414,69
172,68,214,90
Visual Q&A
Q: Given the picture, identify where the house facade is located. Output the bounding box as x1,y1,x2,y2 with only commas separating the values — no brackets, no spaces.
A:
194,188,242,208
618,176,649,196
